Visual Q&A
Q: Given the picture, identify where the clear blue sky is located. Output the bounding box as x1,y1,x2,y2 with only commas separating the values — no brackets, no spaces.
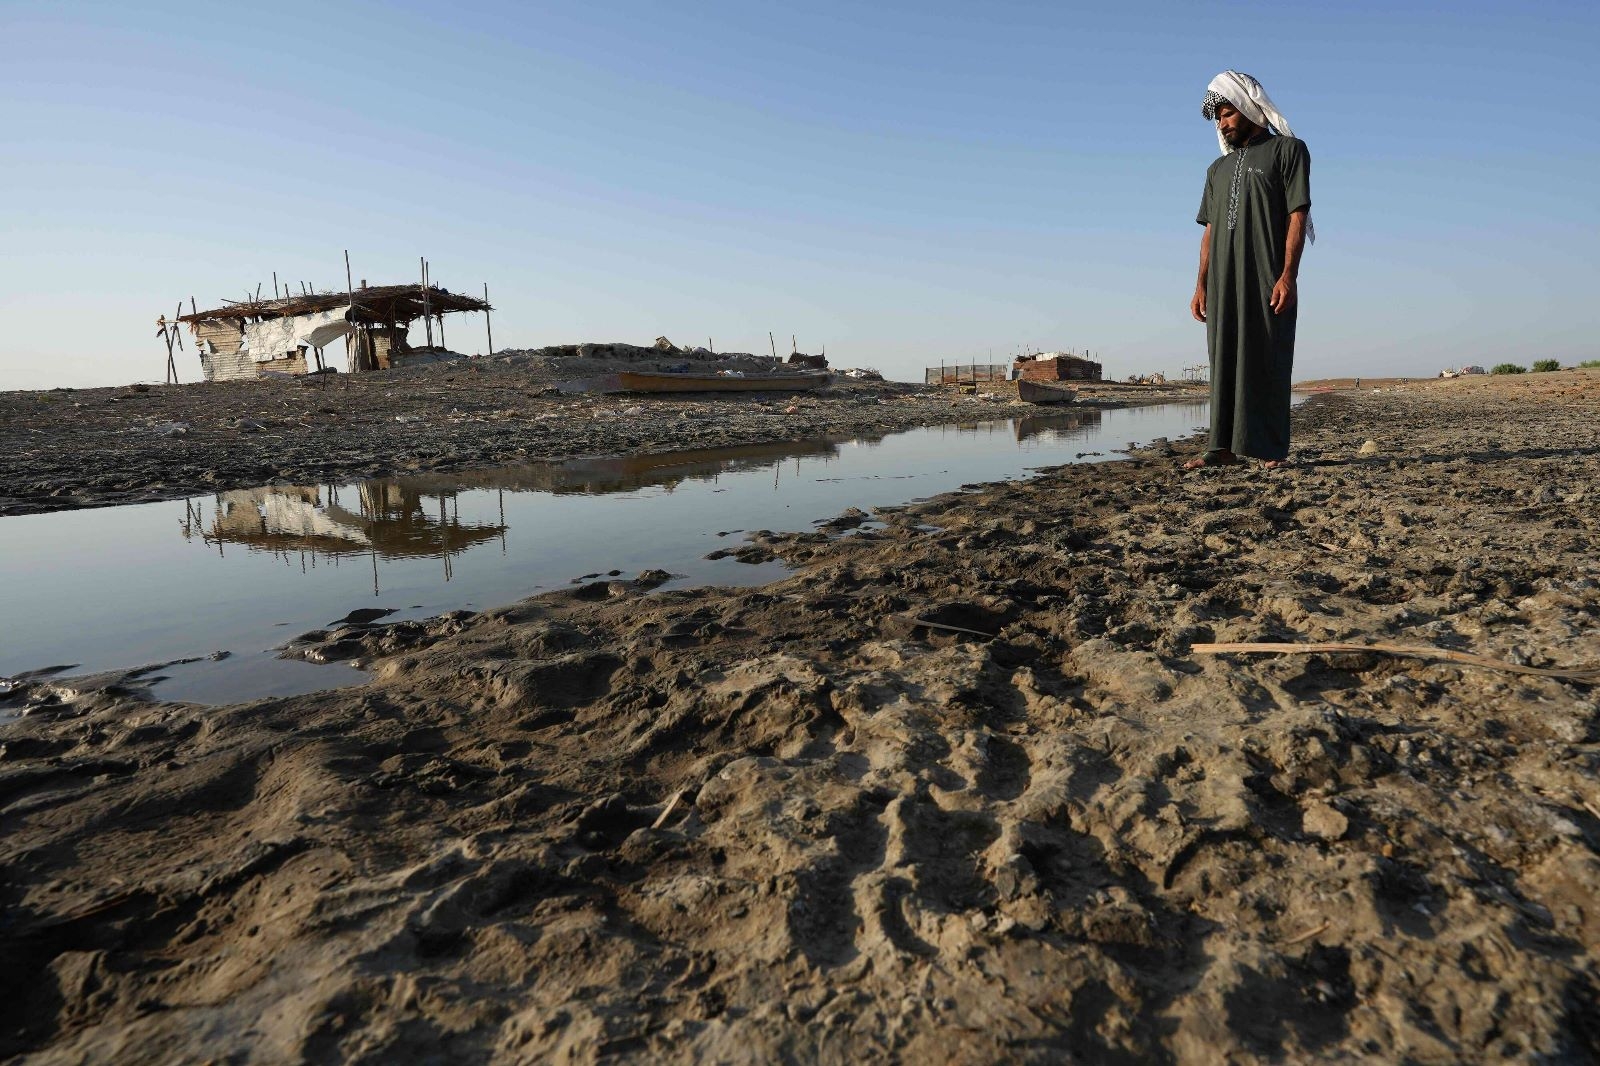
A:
4,0,1597,388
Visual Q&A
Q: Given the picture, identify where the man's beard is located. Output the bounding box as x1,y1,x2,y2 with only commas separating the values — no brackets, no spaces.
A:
1222,125,1258,147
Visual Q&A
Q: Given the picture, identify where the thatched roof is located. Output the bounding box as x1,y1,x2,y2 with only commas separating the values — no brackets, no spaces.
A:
179,284,490,326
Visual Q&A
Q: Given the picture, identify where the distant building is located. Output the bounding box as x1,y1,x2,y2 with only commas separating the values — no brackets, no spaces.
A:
1014,352,1103,382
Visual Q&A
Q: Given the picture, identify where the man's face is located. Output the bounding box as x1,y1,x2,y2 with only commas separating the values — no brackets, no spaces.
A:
1214,103,1261,148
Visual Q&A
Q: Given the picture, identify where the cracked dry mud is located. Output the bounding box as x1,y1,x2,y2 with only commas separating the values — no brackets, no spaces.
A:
2,372,1598,1062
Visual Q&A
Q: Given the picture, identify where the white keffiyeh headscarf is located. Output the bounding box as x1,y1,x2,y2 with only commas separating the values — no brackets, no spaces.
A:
1202,71,1296,155
1202,70,1314,243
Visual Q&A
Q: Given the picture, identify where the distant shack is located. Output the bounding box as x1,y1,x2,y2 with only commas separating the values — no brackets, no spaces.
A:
1015,352,1103,382
177,284,492,382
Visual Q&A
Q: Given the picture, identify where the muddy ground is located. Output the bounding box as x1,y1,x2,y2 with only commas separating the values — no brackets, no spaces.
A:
2,370,1598,1063
0,352,1202,517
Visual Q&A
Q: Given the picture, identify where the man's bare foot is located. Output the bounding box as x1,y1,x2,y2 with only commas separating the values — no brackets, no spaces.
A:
1182,450,1237,470
1261,458,1293,469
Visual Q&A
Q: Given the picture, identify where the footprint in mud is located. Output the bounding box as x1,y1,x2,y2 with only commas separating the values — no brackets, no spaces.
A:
972,734,1032,802
788,802,890,968
944,730,1034,803
791,862,867,968
1222,947,1356,1057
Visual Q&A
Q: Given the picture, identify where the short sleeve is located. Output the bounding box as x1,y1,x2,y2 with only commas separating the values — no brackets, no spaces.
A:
1281,138,1311,215
1196,170,1212,226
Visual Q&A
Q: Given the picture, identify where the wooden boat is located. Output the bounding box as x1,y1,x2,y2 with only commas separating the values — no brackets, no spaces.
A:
612,370,833,394
1017,379,1078,405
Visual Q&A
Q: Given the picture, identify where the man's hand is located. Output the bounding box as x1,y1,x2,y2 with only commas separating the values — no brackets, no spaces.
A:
1190,285,1207,323
1270,275,1297,315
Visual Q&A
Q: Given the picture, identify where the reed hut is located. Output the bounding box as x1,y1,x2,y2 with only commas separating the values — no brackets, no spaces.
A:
178,284,492,381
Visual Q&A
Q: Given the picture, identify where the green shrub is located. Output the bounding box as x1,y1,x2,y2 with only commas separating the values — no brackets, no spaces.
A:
1580,359,1600,369
1531,359,1561,372
1491,363,1526,375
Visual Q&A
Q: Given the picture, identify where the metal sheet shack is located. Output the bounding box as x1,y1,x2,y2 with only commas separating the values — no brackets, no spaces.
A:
1014,352,1103,382
178,284,492,382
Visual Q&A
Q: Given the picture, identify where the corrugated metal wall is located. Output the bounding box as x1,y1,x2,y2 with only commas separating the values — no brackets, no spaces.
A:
194,319,254,381
193,318,312,380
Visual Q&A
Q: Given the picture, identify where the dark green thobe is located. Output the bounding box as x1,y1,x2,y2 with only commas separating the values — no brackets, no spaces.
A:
1196,134,1311,461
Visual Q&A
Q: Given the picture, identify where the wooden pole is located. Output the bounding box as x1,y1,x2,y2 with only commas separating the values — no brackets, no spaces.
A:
342,250,357,380
166,306,180,383
172,303,184,354
161,321,175,384
420,257,434,349
424,260,445,350
769,331,777,359
483,283,493,357
272,272,279,299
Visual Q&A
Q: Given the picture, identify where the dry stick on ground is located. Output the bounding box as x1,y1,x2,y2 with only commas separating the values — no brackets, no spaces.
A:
651,791,683,829
903,615,998,640
1283,920,1331,946
1192,641,1600,683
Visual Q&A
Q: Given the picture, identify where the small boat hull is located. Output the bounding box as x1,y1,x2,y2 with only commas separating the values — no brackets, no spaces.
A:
1017,379,1077,405
612,370,833,394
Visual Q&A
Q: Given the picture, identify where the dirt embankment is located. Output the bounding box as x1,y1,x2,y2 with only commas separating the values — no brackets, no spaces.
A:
2,373,1598,1062
0,358,1204,518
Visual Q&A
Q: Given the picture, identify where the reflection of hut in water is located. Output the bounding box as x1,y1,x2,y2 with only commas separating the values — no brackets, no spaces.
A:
196,485,505,562
1012,408,1103,443
210,486,371,552
182,435,873,588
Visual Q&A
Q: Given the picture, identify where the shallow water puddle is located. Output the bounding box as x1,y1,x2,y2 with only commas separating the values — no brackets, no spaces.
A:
1,402,1207,704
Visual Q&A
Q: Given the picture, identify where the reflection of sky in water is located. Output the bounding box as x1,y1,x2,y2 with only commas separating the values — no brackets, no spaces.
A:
0,402,1207,702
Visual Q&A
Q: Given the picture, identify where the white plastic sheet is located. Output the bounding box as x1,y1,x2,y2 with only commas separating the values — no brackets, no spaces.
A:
244,308,354,362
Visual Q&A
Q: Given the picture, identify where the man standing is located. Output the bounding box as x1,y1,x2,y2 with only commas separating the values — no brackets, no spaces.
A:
1187,70,1311,470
